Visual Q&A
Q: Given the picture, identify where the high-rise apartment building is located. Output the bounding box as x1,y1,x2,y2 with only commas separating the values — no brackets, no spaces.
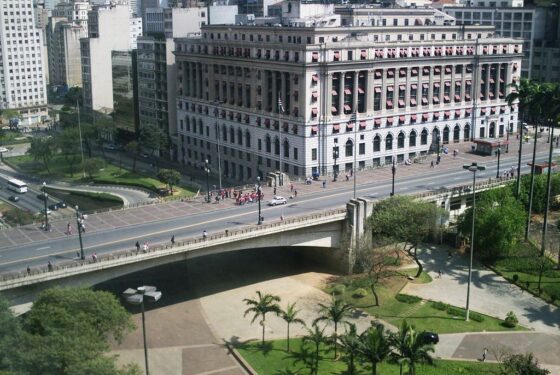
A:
174,2,521,182
47,1,91,88
137,4,236,159
81,3,141,113
0,0,48,125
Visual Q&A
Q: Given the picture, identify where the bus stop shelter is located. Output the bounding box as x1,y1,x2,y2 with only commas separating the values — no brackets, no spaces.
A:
527,161,557,175
472,138,509,156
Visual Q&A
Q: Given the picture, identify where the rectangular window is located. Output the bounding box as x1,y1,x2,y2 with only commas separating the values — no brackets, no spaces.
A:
312,148,317,161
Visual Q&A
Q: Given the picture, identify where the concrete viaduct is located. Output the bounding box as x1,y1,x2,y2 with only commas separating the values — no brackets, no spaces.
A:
0,178,512,311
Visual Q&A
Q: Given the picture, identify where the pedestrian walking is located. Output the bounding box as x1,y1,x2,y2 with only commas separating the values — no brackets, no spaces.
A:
294,189,298,198
322,180,326,188
202,230,208,240
92,253,98,263
135,241,140,253
280,215,284,221
47,261,53,272
481,348,488,362
66,223,71,235
437,270,442,278
430,160,434,168
27,266,31,275
290,183,294,192
171,235,175,245
142,242,148,252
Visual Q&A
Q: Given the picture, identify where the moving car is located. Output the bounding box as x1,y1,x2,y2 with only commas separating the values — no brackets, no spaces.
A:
40,208,52,215
420,332,439,345
268,196,287,206
36,194,47,201
48,203,59,211
57,201,67,208
8,195,19,202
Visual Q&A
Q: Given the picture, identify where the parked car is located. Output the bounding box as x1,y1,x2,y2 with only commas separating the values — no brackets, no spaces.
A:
104,143,118,150
48,203,59,211
420,332,439,345
8,195,19,202
40,208,52,215
57,201,67,209
268,196,287,206
36,194,47,201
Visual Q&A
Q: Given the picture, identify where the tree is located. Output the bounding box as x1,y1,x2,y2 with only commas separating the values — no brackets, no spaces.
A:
358,323,391,375
92,118,116,159
124,141,139,172
242,291,281,345
313,296,353,359
84,157,105,178
140,124,167,156
65,86,83,107
56,127,82,177
368,196,441,278
2,288,138,375
157,169,181,195
302,323,326,375
458,187,526,261
337,323,361,375
27,137,56,173
355,241,393,306
389,321,435,375
499,353,550,375
280,302,305,352
0,297,21,371
1,109,21,129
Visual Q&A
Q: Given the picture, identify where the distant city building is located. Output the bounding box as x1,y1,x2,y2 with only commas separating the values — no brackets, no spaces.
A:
174,2,521,182
0,0,48,125
47,1,92,89
81,3,141,122
137,4,237,159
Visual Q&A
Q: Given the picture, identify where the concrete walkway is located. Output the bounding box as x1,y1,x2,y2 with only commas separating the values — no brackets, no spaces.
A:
401,247,560,334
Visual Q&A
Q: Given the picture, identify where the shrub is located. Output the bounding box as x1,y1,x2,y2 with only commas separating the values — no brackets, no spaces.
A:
352,288,368,299
395,294,421,304
331,284,346,295
504,311,518,328
431,301,448,311
512,274,519,283
542,284,560,303
469,312,485,322
447,306,466,318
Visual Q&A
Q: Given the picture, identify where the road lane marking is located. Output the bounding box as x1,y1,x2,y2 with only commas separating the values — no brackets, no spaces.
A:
36,246,50,251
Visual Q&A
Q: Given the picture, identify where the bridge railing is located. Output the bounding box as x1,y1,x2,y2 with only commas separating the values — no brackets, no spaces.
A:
0,207,347,288
413,175,515,200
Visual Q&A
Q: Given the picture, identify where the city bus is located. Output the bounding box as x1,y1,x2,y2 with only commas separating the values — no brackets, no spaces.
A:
7,178,28,193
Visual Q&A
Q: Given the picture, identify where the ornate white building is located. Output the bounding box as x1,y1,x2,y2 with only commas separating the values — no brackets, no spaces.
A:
174,2,521,182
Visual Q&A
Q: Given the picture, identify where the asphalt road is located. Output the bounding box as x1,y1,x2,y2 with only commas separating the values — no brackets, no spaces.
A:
0,149,550,274
0,172,58,213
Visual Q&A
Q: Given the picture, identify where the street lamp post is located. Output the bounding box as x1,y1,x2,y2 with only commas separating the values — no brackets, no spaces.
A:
75,205,85,260
123,286,162,375
463,162,486,321
257,176,262,225
204,159,210,203
333,149,339,182
515,122,526,199
42,182,49,231
526,124,538,240
391,158,396,196
506,124,510,153
495,142,501,179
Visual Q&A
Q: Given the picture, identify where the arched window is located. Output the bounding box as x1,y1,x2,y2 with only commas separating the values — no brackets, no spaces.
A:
421,129,428,145
464,123,471,141
265,135,271,153
274,137,280,155
198,119,203,135
373,135,381,152
453,125,460,142
245,131,251,148
489,121,496,138
229,127,235,143
432,128,440,147
397,132,405,148
443,126,450,144
222,125,227,141
283,139,290,158
185,116,190,131
345,139,353,157
237,128,243,145
409,130,417,147
385,133,393,150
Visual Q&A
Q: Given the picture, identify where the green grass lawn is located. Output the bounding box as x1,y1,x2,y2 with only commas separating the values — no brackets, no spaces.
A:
0,130,31,145
326,271,525,334
44,188,123,212
492,241,560,307
0,202,36,226
236,339,499,375
5,154,195,198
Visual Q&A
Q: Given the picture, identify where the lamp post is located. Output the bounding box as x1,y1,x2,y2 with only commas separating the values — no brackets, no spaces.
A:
515,122,526,199
75,205,85,260
123,286,162,375
463,162,486,321
525,124,538,240
390,158,396,196
506,124,510,153
42,182,49,231
257,176,262,225
204,159,210,203
333,148,339,182
351,112,357,199
495,141,501,179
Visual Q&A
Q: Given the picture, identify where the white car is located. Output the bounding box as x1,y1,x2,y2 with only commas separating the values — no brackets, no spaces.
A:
268,196,287,206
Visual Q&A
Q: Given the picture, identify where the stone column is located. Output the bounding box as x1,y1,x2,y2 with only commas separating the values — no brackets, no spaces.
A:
366,70,374,114
352,71,359,113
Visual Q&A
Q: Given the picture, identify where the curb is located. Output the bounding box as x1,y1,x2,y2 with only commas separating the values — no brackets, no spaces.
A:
224,341,257,375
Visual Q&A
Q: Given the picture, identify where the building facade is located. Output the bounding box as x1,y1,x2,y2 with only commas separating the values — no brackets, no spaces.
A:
174,3,521,182
0,0,48,125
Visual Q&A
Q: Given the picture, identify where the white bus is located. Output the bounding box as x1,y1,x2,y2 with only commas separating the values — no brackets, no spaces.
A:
7,178,27,193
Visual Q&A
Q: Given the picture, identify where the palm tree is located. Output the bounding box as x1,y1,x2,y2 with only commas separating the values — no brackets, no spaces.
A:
302,323,327,375
390,320,435,375
243,291,281,345
337,323,361,375
281,302,305,352
358,323,392,375
313,296,353,359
